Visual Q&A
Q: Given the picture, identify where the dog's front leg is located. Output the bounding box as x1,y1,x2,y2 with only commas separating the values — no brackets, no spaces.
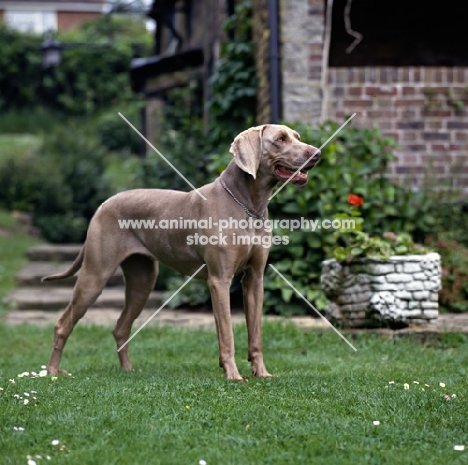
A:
207,276,245,382
242,267,273,378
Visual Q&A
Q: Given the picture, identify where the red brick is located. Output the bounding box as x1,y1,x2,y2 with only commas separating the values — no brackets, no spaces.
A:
365,86,397,96
368,110,397,118
385,132,400,141
356,69,366,83
310,43,322,53
309,71,322,80
395,99,425,107
399,68,411,82
402,132,418,141
309,54,322,61
397,121,424,129
342,100,373,108
335,69,347,83
308,4,324,14
399,110,418,119
447,121,468,129
333,87,345,97
378,121,393,130
372,98,394,107
406,144,426,151
365,68,378,83
422,109,452,117
426,121,443,130
455,68,465,83
450,144,467,151
423,132,450,141
412,69,422,82
348,86,362,96
402,86,416,95
431,144,449,151
454,131,468,141
424,86,450,94
396,166,424,174
380,68,398,83
402,154,418,164
423,154,453,164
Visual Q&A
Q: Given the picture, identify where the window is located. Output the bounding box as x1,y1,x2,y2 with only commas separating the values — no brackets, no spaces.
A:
5,10,57,34
329,0,468,66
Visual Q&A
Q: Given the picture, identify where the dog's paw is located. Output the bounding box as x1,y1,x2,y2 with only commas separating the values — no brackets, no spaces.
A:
228,376,248,383
47,367,68,375
252,366,275,378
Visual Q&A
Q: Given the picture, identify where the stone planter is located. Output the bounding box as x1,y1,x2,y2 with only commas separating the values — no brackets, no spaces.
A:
320,253,441,328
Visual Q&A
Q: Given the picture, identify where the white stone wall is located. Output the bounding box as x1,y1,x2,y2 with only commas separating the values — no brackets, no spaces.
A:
321,253,441,328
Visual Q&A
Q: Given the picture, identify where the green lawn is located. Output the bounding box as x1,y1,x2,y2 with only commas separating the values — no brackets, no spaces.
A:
0,322,467,464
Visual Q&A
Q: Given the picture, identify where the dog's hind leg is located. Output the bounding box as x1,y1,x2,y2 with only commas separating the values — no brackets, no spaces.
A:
112,254,158,371
47,261,117,375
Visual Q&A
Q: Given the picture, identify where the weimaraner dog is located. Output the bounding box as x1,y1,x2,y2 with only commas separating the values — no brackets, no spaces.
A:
43,124,320,381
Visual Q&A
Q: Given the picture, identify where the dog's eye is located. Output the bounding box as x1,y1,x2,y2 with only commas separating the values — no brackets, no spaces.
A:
277,136,285,142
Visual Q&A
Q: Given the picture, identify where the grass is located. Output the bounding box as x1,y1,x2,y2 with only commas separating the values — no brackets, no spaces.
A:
0,134,42,163
0,210,42,308
0,322,467,464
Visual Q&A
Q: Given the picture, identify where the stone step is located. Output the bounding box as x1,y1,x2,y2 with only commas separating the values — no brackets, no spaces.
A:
15,262,124,287
27,244,83,262
3,287,164,311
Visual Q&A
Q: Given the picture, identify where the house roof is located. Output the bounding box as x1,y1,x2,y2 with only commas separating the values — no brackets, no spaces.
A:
0,1,105,12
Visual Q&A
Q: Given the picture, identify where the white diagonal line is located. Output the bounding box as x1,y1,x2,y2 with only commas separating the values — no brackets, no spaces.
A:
117,264,206,352
268,113,356,200
118,112,207,200
268,264,357,351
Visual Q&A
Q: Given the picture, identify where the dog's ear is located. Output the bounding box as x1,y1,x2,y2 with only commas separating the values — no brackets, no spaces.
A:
229,125,266,179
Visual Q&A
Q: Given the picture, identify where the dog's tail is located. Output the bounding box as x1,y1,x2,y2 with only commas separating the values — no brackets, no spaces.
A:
42,245,85,282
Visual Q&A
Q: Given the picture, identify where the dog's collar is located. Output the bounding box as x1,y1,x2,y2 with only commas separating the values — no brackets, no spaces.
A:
219,178,265,220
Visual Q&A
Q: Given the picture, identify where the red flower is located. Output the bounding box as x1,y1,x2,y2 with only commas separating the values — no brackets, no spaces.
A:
348,194,364,207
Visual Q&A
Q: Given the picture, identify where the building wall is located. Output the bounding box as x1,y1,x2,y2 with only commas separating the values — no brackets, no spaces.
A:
328,67,468,185
279,0,468,186
57,11,100,31
279,0,324,123
0,1,103,32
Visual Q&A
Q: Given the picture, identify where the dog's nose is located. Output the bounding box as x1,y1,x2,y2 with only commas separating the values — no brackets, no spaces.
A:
308,146,321,160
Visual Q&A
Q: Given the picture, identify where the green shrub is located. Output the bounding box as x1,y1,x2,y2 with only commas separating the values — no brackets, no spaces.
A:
0,122,113,243
0,24,43,110
427,233,468,313
36,124,113,242
96,103,144,155
209,0,257,147
0,152,69,214
0,16,151,115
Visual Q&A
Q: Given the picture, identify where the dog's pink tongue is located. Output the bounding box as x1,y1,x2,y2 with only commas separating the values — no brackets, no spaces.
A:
276,165,308,184
292,171,308,184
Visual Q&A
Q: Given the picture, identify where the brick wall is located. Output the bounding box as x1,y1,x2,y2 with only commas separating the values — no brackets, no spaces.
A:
279,0,324,122
279,0,468,187
57,11,100,31
327,67,468,185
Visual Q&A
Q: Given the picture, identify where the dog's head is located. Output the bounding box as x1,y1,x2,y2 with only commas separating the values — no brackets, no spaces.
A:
229,124,321,186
